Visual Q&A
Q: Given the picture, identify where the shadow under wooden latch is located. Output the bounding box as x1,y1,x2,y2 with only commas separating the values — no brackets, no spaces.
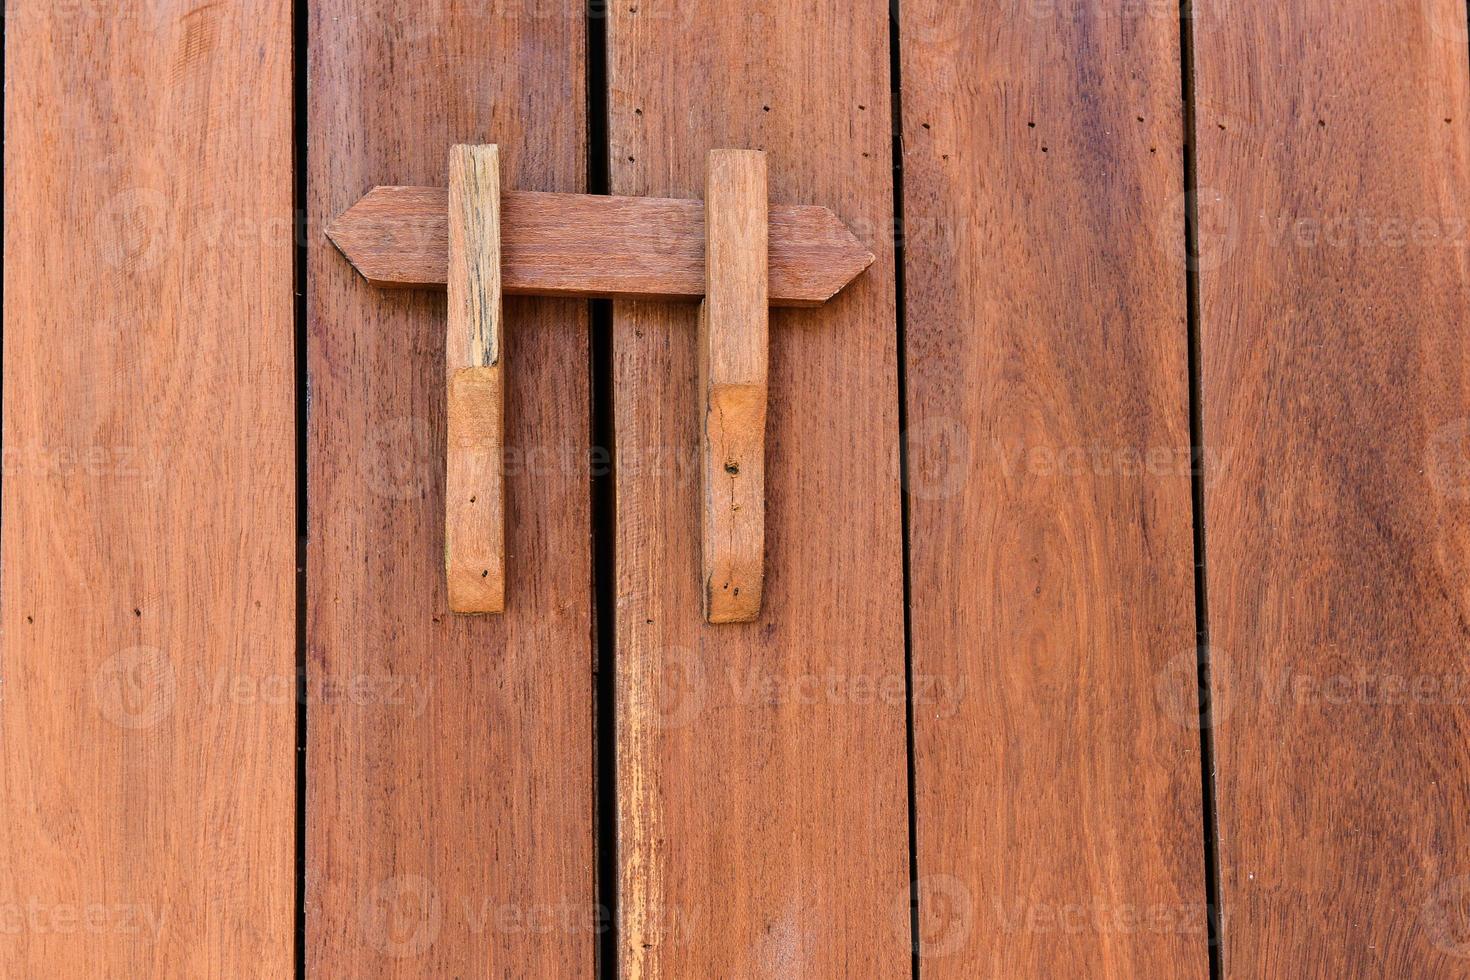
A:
326,145,873,623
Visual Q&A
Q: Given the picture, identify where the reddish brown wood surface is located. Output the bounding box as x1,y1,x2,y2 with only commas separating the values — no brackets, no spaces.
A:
610,2,910,975
1193,2,1470,975
900,4,1208,976
307,6,593,977
1,0,295,975
326,186,872,305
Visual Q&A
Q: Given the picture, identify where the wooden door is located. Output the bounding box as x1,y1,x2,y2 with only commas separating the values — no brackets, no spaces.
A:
4,2,1469,978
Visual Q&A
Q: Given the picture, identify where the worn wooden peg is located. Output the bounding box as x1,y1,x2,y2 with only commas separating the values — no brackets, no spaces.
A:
699,150,768,624
445,144,505,614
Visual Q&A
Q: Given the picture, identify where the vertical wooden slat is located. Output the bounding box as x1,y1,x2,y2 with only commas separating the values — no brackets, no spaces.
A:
899,3,1208,976
446,144,507,614
699,149,770,624
307,6,593,977
1,0,294,975
610,2,910,975
1192,1,1470,975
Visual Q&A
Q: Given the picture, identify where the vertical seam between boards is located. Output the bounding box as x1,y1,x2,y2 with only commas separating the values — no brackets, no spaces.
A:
293,0,310,975
887,1,922,976
587,2,619,977
1179,2,1224,976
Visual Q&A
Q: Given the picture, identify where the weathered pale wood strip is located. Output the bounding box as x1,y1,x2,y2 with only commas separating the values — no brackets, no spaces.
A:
446,145,506,614
699,149,769,624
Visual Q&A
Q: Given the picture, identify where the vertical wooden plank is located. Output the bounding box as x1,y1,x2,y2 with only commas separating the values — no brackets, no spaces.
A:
900,3,1208,976
611,2,910,975
446,144,506,614
699,149,769,624
1,0,294,976
307,5,593,977
1192,1,1470,975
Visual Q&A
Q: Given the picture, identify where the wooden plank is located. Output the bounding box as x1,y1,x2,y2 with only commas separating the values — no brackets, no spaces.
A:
1,0,294,976
899,3,1208,976
307,6,593,977
610,3,910,975
699,149,769,624
445,145,506,614
1192,2,1470,975
326,187,872,305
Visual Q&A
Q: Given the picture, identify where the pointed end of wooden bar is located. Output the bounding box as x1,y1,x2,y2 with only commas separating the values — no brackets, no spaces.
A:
770,203,875,306
327,185,448,289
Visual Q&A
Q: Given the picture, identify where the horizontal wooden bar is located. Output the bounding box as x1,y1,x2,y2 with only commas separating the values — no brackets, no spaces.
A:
325,186,874,307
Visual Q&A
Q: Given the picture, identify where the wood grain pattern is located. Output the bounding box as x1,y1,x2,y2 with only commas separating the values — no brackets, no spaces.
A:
1192,1,1470,975
699,150,769,624
307,5,593,977
446,145,506,614
610,2,910,974
899,2,1208,975
1,0,294,975
326,186,872,305
447,146,504,369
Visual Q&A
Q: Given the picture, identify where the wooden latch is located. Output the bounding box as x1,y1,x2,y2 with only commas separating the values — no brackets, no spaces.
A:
327,145,872,622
